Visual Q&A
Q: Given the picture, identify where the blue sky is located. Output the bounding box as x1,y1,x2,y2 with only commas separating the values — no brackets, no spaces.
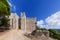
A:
8,0,60,29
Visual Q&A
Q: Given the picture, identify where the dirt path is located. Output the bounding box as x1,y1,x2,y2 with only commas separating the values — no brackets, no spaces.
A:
0,30,31,40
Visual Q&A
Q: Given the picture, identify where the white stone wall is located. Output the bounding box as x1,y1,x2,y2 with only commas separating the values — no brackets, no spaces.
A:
21,12,36,33
9,13,14,29
26,18,36,33
9,13,19,29
9,12,36,33
21,12,26,32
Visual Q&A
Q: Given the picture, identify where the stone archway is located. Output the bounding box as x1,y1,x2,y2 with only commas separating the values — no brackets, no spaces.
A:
18,18,21,29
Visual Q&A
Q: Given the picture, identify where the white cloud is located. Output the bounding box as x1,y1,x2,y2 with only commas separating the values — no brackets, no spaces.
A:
37,20,47,28
37,20,44,28
8,0,12,7
37,20,44,25
8,0,16,12
37,11,60,29
14,6,16,11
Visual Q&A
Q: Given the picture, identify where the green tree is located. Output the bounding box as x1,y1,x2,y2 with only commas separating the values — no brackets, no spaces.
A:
36,26,47,31
36,26,40,30
0,0,10,30
48,29,60,40
0,0,10,16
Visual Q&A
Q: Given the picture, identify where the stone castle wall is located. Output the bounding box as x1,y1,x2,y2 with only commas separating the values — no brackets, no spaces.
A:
26,18,36,33
21,12,26,31
10,12,36,33
9,13,19,29
21,12,36,33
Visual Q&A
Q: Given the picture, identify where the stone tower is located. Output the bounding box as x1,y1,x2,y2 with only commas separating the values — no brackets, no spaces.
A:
21,12,26,32
9,13,19,29
21,12,36,33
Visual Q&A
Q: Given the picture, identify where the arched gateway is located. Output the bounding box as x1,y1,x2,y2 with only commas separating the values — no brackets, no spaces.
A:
9,12,36,33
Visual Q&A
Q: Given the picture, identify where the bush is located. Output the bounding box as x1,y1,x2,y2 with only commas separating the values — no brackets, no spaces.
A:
48,29,60,40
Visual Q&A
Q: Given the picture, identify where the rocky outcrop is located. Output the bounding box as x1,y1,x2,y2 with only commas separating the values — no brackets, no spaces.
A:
24,30,54,40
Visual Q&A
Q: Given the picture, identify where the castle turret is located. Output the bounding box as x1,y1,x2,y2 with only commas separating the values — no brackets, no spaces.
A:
21,12,26,32
9,13,19,29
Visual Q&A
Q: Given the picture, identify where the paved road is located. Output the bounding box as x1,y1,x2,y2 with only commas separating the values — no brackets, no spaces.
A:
0,30,31,40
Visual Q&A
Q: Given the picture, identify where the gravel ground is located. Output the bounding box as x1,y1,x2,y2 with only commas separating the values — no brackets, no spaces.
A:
0,29,31,40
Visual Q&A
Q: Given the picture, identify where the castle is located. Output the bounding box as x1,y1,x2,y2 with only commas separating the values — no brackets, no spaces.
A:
7,12,54,40
9,12,36,33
